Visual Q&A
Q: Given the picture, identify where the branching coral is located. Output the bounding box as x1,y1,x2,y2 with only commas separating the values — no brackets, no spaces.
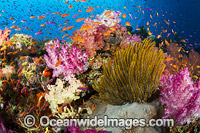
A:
44,39,89,81
45,78,84,114
159,67,200,126
0,27,11,46
92,39,166,105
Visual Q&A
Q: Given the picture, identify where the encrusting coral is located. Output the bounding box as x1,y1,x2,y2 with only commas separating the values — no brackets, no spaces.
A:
92,39,166,105
159,67,200,126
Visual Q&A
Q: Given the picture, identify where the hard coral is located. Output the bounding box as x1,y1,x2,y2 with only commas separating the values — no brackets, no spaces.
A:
72,18,107,56
0,27,11,46
93,39,165,105
44,39,89,81
159,67,200,126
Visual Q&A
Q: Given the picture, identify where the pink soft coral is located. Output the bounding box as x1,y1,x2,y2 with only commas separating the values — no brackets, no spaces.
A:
0,27,11,46
159,67,200,126
72,18,107,56
120,34,141,48
44,39,89,81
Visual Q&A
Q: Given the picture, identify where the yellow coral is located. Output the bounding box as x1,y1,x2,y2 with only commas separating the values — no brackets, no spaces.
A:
21,63,36,81
92,39,166,105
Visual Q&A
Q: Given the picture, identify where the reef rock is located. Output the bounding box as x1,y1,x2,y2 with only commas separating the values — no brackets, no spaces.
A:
88,101,159,133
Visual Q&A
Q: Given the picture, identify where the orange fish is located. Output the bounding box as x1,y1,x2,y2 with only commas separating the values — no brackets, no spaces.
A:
2,58,6,61
76,18,85,22
31,41,36,46
15,28,22,31
181,39,187,43
2,63,7,66
165,57,173,61
38,16,46,19
40,24,46,27
157,35,161,39
165,40,169,45
2,80,8,83
10,17,14,20
69,5,73,9
193,75,198,80
43,47,46,50
78,10,82,12
86,8,94,12
53,12,61,15
105,11,112,15
93,22,101,25
18,73,23,77
13,51,18,54
43,68,52,78
125,22,131,26
147,21,149,25
89,60,93,67
164,20,169,25
10,61,14,66
150,14,152,19
73,36,80,41
7,52,12,55
20,57,26,60
10,25,18,29
61,13,69,18
163,30,167,33
80,26,92,31
136,28,141,31
55,60,62,67
90,15,95,17
122,14,126,18
67,26,74,30
153,22,157,26
91,103,95,111
30,16,36,19
110,26,116,31
78,39,86,43
25,27,29,30
51,43,56,49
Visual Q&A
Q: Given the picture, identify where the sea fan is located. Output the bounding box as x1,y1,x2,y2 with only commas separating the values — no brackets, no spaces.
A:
92,39,166,105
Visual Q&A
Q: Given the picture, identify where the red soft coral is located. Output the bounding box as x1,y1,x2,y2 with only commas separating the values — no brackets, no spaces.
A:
0,27,11,46
72,18,107,56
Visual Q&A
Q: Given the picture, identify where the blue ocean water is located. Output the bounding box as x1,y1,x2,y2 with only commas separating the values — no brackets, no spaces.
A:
0,0,199,47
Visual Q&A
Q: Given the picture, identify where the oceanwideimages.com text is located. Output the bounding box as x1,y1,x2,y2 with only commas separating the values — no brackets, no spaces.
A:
24,115,174,129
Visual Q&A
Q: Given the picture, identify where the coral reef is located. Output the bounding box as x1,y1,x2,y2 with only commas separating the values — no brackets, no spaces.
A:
159,67,200,126
93,39,166,105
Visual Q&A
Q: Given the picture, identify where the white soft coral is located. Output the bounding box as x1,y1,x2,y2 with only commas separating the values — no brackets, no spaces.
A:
45,78,84,114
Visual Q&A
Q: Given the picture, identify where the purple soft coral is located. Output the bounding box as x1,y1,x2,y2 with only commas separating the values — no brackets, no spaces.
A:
44,39,89,82
159,67,200,126
120,34,141,48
